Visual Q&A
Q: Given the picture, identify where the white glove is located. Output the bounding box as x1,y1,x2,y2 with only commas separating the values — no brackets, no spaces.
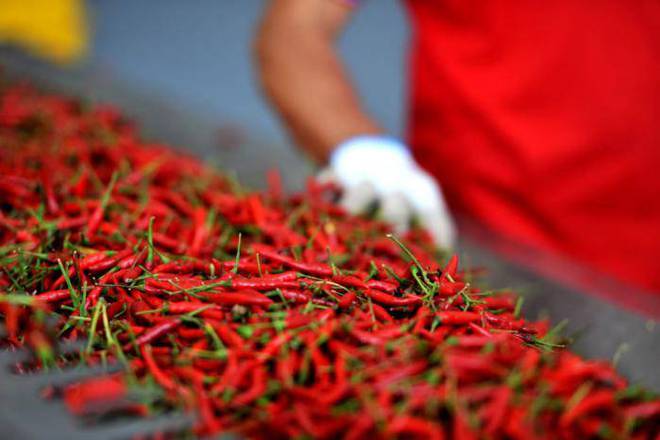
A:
319,135,456,248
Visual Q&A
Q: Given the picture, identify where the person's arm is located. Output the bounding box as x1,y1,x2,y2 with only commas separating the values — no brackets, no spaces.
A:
253,0,456,247
254,0,380,162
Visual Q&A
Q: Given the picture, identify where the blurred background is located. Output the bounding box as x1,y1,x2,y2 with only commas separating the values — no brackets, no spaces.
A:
0,0,409,190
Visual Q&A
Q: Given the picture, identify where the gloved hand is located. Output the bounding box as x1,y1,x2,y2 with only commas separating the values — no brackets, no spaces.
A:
319,135,456,248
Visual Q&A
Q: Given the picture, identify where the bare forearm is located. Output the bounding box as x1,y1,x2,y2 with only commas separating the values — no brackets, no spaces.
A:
254,0,381,163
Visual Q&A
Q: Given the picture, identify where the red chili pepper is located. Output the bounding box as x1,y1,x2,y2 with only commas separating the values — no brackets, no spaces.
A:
453,408,478,440
258,333,291,361
253,245,333,276
126,318,181,351
2,304,20,343
141,345,176,391
78,251,114,270
189,206,208,257
87,176,116,237
436,310,482,325
389,416,444,440
484,386,511,434
34,289,72,303
364,289,422,307
85,249,133,272
152,232,184,252
338,291,357,309
38,172,58,214
166,301,212,314
116,249,146,269
443,254,459,279
439,281,466,296
199,308,225,320
278,289,311,304
365,279,398,293
332,274,367,289
446,352,505,379
201,289,273,307
624,401,660,420
57,216,87,230
177,327,206,340
371,303,393,322
560,390,614,428
63,375,127,415
227,274,299,290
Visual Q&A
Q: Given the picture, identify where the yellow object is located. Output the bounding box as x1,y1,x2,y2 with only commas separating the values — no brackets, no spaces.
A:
0,0,88,63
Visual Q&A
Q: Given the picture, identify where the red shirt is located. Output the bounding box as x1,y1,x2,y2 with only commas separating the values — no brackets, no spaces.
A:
404,1,660,292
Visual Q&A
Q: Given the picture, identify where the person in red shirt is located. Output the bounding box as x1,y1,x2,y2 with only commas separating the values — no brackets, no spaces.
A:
253,0,660,292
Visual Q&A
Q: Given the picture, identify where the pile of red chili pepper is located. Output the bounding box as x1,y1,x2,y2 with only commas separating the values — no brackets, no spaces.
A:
0,83,658,439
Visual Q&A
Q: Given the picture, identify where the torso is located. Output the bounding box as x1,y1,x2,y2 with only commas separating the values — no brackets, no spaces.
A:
404,0,660,291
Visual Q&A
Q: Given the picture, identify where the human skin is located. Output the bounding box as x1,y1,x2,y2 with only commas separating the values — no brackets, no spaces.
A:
253,0,381,163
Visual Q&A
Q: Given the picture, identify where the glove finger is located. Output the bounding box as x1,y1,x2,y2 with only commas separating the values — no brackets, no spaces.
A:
403,170,456,247
316,167,337,185
379,192,413,234
417,205,457,249
339,181,377,214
